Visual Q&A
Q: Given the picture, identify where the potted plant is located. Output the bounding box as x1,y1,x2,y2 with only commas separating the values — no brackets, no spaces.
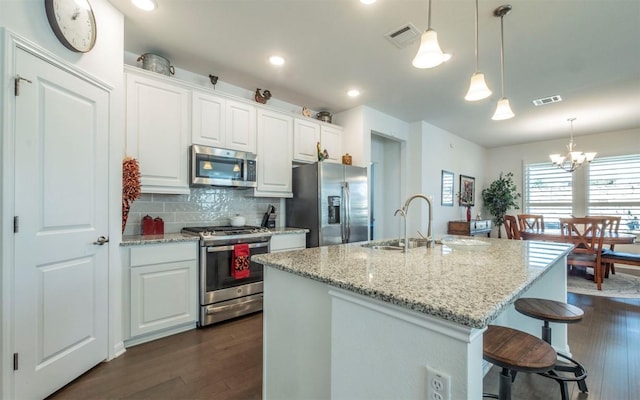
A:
482,172,521,238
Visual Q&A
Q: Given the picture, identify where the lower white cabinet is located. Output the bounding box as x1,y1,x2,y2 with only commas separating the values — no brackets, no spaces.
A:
270,232,306,252
126,241,198,346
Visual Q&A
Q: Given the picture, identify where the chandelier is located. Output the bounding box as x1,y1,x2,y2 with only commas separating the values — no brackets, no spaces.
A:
549,118,597,172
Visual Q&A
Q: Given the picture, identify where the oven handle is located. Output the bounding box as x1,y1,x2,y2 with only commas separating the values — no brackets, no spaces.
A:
207,242,269,253
205,295,263,314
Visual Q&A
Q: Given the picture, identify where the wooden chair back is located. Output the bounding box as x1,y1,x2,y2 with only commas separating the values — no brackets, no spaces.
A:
518,214,545,231
559,217,607,289
503,215,521,240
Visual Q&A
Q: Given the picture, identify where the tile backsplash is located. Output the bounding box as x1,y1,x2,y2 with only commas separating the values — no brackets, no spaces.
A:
123,187,282,236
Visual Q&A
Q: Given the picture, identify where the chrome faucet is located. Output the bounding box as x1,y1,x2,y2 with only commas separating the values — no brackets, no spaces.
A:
394,208,407,248
399,194,434,251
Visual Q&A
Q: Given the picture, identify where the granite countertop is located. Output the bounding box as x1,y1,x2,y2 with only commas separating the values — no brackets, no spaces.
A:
121,226,309,246
252,237,573,329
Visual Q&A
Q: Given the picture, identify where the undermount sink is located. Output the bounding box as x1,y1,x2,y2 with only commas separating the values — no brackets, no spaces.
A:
361,238,432,250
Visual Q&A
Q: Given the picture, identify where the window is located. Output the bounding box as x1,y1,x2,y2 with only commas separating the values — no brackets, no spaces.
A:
524,162,573,228
524,154,640,232
587,154,640,232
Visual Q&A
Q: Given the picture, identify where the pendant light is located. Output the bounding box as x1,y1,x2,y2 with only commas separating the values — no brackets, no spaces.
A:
549,118,597,172
464,0,492,101
412,0,447,69
492,5,514,120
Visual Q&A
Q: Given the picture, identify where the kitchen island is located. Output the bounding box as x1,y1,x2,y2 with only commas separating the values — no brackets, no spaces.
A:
253,237,573,400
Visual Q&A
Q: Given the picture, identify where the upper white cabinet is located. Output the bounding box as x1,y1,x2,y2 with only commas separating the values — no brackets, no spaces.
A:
226,100,257,153
192,90,225,148
293,118,320,163
293,118,343,164
320,124,343,164
192,92,257,153
254,109,293,197
126,68,190,194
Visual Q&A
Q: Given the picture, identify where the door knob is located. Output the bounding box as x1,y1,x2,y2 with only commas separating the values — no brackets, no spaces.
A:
93,236,109,245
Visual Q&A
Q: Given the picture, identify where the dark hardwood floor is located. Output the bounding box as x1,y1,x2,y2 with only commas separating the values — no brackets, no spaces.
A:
49,283,640,399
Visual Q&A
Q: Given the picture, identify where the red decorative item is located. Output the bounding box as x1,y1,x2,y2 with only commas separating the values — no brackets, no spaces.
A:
153,217,164,235
232,244,250,279
142,215,155,235
466,207,472,222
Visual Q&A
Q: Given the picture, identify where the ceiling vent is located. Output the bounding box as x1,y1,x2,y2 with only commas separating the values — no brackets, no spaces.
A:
532,95,562,106
385,23,422,49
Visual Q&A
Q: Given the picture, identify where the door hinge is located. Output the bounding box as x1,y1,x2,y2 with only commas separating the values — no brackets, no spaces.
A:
14,216,19,233
13,353,18,371
14,74,32,96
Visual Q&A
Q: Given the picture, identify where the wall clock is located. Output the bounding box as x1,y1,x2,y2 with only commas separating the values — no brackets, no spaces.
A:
45,0,97,53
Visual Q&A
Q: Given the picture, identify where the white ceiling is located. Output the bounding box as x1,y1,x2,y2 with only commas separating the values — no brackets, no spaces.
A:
108,0,640,148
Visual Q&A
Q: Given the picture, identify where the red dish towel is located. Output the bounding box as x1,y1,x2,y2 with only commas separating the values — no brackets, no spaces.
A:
232,243,250,280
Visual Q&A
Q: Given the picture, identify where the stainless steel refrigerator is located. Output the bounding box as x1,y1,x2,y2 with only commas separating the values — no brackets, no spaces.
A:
286,162,369,247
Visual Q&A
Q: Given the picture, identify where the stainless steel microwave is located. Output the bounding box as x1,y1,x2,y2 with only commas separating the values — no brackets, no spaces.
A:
190,145,257,188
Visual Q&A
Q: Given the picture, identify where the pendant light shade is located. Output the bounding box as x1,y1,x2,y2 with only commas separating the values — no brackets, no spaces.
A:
492,5,514,121
492,97,515,120
412,0,447,69
465,72,492,101
465,0,491,101
412,29,446,68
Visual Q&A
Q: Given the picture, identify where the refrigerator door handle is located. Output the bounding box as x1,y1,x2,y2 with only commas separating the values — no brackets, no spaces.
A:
344,182,351,242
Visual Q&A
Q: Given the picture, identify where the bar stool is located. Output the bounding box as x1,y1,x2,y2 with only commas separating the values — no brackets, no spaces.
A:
514,298,588,400
482,325,556,400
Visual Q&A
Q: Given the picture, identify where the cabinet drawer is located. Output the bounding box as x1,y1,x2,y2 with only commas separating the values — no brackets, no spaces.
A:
130,242,197,267
270,233,306,252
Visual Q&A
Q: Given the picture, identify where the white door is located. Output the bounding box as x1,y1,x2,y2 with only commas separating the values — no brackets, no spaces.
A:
12,48,109,399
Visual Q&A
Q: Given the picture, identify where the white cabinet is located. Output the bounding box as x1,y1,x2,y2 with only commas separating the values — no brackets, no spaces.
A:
320,124,343,164
293,118,320,163
192,90,225,148
226,100,257,153
254,109,293,197
125,69,190,194
293,118,343,164
126,241,198,346
192,92,257,153
270,232,306,252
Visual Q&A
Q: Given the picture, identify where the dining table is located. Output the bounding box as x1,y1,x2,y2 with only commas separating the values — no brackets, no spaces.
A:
520,228,637,245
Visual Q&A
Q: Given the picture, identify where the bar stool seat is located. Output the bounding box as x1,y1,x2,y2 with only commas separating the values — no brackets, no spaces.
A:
483,325,556,400
514,298,588,399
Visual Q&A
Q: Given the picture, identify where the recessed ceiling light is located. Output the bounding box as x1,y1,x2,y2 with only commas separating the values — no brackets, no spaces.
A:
131,0,157,11
269,56,285,66
360,0,377,4
347,89,360,97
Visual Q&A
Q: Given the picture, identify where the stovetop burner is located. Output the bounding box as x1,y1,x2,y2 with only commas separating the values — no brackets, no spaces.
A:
181,225,272,245
182,225,269,236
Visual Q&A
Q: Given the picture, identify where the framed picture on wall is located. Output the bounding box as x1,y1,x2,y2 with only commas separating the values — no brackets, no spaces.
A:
459,175,475,206
441,170,454,206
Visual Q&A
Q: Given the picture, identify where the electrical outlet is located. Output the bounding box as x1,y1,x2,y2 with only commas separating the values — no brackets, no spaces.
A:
426,365,451,400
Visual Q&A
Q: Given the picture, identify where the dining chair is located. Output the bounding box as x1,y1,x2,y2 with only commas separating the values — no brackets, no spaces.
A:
559,217,607,290
588,215,621,277
518,214,545,231
503,215,521,240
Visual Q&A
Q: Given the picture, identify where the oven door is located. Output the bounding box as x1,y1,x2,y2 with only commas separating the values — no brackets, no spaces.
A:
201,241,268,305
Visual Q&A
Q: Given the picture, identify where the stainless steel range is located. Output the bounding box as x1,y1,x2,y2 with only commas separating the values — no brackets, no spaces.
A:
181,225,272,326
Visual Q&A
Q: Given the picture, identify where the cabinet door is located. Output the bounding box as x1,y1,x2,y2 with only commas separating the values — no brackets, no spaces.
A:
192,91,226,147
293,118,320,163
126,72,190,194
320,125,343,164
226,100,257,153
255,109,293,197
130,260,197,337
